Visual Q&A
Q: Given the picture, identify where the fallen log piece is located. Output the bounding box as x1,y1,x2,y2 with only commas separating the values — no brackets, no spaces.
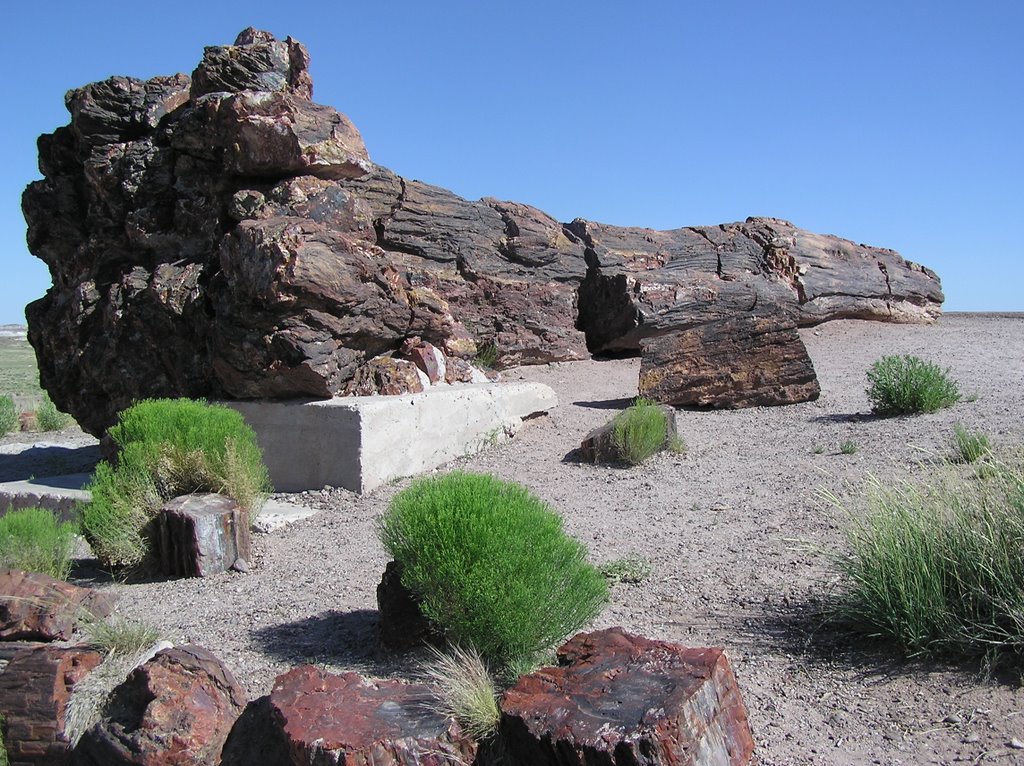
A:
153,493,251,578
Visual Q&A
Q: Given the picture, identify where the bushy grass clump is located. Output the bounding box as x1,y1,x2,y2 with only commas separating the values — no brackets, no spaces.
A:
36,393,74,431
420,644,500,740
839,440,859,455
0,395,17,436
0,507,77,580
84,615,163,657
952,424,991,464
612,398,671,465
380,472,607,677
865,355,960,416
829,456,1024,663
83,398,271,568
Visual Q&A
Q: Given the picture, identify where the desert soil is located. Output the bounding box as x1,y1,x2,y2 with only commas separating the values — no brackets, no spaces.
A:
4,313,1024,765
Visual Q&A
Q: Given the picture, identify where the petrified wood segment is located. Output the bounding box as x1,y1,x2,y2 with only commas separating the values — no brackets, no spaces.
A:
500,627,755,765
638,316,821,408
153,493,251,578
265,666,477,765
0,570,116,642
376,560,442,650
73,645,247,766
0,645,102,765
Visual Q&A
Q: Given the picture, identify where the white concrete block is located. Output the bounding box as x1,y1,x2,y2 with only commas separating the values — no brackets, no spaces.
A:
224,382,557,494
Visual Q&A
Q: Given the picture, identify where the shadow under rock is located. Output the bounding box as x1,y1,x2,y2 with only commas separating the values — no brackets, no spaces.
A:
0,444,101,482
808,412,880,424
572,397,635,410
252,609,394,669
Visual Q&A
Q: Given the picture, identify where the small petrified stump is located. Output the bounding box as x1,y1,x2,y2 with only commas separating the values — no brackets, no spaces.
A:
0,569,116,641
578,404,679,463
376,560,443,650
154,493,251,577
0,644,102,765
500,627,756,766
266,666,477,765
73,645,247,766
639,316,820,408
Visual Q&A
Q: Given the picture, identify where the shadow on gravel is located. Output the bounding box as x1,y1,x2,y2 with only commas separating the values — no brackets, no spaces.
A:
808,412,881,424
572,397,635,410
0,443,101,482
252,609,385,666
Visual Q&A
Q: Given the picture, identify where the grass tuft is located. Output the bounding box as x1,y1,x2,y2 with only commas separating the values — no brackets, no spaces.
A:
379,472,608,678
474,340,500,370
84,615,163,657
612,398,670,466
952,424,991,464
0,508,77,580
839,440,859,455
865,354,960,416
599,555,653,585
0,395,17,436
419,644,500,740
36,393,74,431
827,454,1024,664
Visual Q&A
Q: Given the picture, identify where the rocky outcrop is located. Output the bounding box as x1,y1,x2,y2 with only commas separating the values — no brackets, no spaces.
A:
500,627,755,765
73,645,247,766
0,570,116,642
23,29,943,433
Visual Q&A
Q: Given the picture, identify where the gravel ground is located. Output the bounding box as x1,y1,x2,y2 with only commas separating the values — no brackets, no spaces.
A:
4,312,1024,765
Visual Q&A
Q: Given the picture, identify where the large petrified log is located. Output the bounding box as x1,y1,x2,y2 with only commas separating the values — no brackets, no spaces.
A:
0,569,116,642
23,28,943,434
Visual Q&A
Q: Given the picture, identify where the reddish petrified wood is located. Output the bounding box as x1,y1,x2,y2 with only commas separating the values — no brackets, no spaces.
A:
0,644,102,765
267,666,477,765
500,627,756,765
0,569,116,641
73,645,246,766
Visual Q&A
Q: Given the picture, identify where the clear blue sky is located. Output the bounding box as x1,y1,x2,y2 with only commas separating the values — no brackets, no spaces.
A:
4,1,1021,323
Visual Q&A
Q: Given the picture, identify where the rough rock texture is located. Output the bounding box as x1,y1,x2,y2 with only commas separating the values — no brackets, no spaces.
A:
0,644,102,765
73,645,247,766
23,29,943,434
376,560,442,651
0,570,116,642
579,403,679,463
264,665,477,765
638,317,822,408
153,493,252,578
500,627,755,765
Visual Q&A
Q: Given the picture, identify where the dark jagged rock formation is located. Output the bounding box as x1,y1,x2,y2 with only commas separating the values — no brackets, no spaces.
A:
23,28,943,434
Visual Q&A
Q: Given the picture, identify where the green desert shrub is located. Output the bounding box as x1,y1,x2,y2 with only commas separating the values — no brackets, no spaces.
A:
82,398,271,569
612,398,671,465
0,507,78,580
828,457,1024,663
379,472,608,677
839,440,859,455
952,424,992,464
36,393,74,431
0,395,17,436
865,354,960,416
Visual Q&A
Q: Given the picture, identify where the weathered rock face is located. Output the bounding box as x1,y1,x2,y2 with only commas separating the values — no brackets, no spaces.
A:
73,645,247,766
500,627,756,765
0,569,116,642
24,29,943,433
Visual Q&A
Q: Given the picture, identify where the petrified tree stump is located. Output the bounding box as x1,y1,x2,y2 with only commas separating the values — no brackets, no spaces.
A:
0,644,102,765
500,627,756,765
153,494,251,578
0,569,116,641
376,560,443,650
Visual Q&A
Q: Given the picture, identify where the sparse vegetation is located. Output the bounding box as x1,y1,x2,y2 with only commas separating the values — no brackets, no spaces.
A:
612,398,671,465
82,398,271,568
84,615,162,657
474,340,500,369
419,644,500,740
865,354,960,416
828,454,1024,664
840,440,859,455
0,395,17,436
599,555,653,585
0,507,77,580
35,393,74,431
379,471,608,678
952,424,991,464
812,444,826,455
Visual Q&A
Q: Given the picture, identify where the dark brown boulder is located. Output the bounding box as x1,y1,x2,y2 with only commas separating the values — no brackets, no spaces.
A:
638,316,821,408
499,627,755,765
0,644,103,765
22,29,943,435
73,645,246,766
0,570,116,642
376,560,442,651
153,493,251,578
265,665,477,765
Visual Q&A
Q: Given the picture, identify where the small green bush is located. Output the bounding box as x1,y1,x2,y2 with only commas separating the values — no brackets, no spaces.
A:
599,555,652,585
0,395,17,436
612,398,670,465
952,424,991,464
828,457,1024,663
0,507,78,580
865,355,960,416
83,398,271,569
36,393,73,431
839,440,859,455
379,472,608,677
